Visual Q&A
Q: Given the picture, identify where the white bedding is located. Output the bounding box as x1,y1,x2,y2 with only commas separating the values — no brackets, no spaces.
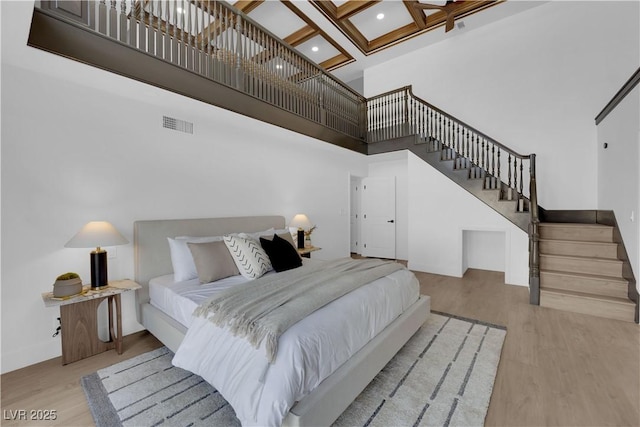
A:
149,260,322,328
165,260,419,426
149,272,250,328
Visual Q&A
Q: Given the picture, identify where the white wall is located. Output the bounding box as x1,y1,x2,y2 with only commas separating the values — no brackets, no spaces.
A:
0,1,368,373
364,1,640,211
408,153,529,286
463,230,506,273
597,84,640,300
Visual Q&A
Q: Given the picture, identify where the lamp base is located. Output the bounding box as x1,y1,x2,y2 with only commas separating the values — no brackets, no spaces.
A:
90,250,108,289
297,229,305,249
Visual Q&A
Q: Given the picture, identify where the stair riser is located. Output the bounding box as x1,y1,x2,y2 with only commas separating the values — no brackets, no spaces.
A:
539,240,618,259
540,256,622,277
539,226,613,242
540,291,635,322
540,272,628,299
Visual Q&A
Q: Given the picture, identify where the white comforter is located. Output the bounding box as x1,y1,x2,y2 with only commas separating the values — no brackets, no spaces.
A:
172,265,419,426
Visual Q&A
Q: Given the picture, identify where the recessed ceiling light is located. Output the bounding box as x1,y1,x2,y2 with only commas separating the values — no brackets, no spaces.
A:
311,46,319,52
377,13,385,20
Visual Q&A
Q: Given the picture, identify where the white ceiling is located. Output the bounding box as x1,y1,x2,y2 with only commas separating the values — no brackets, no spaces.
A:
237,1,548,86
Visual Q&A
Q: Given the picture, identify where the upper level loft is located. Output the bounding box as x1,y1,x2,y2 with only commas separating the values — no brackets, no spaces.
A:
29,0,370,152
28,1,536,216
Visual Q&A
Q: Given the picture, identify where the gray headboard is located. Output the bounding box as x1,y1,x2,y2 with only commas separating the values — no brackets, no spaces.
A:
133,215,286,320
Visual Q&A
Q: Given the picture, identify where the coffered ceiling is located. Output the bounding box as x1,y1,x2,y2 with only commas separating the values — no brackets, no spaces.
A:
233,0,510,82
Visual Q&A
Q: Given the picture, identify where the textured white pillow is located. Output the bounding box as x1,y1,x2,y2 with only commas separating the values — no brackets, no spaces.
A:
223,234,272,279
168,236,223,281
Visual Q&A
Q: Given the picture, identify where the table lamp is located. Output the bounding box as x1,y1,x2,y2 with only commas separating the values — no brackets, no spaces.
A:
289,214,312,249
64,221,129,289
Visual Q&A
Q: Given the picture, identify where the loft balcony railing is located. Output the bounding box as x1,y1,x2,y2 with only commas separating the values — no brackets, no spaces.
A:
30,1,540,304
35,0,367,142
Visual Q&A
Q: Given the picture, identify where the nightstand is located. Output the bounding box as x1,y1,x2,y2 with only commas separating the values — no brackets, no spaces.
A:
42,279,141,365
298,246,321,258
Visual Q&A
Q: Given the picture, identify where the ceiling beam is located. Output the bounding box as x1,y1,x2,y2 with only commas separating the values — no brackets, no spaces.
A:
320,53,354,71
369,22,419,52
281,0,354,69
284,25,318,47
336,0,380,20
232,0,264,14
403,1,427,30
337,18,370,53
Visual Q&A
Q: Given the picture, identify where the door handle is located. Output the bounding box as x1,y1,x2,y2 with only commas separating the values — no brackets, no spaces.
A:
387,220,395,223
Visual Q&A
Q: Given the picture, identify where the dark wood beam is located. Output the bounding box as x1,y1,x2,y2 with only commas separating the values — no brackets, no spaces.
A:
284,25,318,46
338,18,370,53
232,0,264,14
320,53,353,71
368,23,419,52
336,0,380,20
403,1,427,30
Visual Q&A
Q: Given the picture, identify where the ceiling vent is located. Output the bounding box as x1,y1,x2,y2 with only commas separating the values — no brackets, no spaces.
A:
163,116,193,134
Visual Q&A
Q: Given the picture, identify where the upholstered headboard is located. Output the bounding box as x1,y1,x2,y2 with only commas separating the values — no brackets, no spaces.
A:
133,215,286,321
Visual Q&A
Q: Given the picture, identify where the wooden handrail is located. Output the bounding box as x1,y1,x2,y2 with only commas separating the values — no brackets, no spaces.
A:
595,67,640,125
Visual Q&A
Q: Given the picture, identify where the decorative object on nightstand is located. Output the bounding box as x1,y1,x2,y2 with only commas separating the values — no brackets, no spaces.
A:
289,214,314,249
64,221,128,289
297,246,321,259
52,272,83,298
42,279,141,364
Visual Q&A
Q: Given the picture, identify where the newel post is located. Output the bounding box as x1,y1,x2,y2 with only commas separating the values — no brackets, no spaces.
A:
529,154,540,305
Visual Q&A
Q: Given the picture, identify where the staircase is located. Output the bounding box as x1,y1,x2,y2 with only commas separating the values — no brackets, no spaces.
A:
369,136,531,232
412,137,530,231
366,87,638,323
538,223,636,322
367,87,535,233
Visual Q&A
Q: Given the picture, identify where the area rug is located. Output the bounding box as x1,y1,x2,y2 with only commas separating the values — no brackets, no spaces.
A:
81,312,505,427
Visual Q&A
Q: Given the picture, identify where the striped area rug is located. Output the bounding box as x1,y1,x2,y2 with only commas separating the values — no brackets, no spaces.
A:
81,312,505,427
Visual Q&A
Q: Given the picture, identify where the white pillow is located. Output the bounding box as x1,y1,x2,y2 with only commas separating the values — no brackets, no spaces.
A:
229,227,276,241
223,234,272,279
168,236,223,281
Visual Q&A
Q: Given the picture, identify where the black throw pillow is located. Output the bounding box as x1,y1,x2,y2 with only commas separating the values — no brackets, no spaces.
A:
260,234,302,272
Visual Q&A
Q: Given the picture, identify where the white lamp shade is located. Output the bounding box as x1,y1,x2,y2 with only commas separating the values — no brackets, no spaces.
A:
64,221,129,249
289,214,312,230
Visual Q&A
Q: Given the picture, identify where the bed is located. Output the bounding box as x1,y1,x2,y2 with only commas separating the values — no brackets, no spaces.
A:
134,215,430,426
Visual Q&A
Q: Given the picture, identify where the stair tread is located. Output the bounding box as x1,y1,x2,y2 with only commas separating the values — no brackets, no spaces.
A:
539,238,617,247
540,222,613,229
540,269,628,284
540,253,622,263
540,288,634,305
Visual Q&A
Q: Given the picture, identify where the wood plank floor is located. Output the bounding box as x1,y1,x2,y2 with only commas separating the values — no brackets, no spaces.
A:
2,268,638,426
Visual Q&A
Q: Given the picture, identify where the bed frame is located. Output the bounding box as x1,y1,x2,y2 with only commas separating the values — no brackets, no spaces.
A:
134,215,430,426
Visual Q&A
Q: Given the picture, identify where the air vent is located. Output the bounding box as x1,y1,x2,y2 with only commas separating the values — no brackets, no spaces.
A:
163,116,193,134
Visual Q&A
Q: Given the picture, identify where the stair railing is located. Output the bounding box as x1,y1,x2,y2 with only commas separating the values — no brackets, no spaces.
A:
368,86,541,303
37,0,367,140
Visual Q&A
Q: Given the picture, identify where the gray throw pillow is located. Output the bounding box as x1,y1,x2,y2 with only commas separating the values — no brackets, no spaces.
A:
187,240,240,283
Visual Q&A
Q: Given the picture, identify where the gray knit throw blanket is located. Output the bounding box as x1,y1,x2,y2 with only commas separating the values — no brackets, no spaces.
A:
193,257,404,363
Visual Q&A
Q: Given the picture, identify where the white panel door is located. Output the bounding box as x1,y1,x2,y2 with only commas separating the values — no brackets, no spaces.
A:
350,178,361,253
361,176,396,259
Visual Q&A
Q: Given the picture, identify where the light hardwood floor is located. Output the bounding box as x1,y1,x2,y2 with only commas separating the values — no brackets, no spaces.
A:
2,269,638,426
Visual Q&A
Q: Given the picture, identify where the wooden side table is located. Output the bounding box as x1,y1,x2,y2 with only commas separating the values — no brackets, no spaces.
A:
298,246,321,259
42,279,141,365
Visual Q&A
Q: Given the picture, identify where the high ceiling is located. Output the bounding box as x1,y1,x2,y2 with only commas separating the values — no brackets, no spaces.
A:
232,0,543,85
